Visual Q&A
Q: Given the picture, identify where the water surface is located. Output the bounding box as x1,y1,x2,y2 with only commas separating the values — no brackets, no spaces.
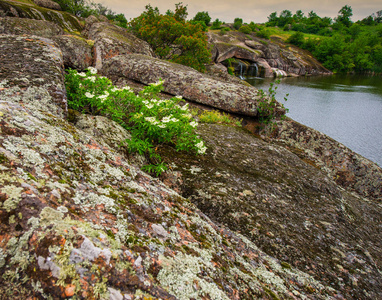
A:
246,75,382,167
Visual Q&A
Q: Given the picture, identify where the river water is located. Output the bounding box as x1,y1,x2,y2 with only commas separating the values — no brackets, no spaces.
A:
246,75,382,167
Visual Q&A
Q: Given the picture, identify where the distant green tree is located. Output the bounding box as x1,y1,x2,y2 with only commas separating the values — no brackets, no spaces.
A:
129,3,211,72
278,10,292,27
267,12,278,26
239,25,252,34
211,18,222,29
293,10,305,22
335,5,353,27
193,11,211,26
233,18,243,30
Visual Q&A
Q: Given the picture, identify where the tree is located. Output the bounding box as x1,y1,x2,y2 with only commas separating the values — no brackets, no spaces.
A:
293,10,305,22
193,11,211,27
211,18,222,30
129,4,211,72
267,12,278,26
278,10,292,27
233,18,243,30
336,5,353,27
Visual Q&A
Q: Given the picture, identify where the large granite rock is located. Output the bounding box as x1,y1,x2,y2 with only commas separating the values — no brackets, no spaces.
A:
52,35,93,70
0,34,345,300
0,34,67,117
33,0,61,11
102,54,285,117
0,16,63,36
85,22,155,70
0,0,82,33
260,118,382,201
157,123,382,299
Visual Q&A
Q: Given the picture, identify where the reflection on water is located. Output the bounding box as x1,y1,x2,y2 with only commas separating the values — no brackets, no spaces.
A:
246,75,382,167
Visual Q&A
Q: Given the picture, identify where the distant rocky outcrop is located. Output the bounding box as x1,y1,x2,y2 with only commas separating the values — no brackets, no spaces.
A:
208,31,332,78
0,3,381,299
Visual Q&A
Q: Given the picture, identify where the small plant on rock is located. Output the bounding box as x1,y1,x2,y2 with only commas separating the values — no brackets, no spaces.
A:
65,67,207,176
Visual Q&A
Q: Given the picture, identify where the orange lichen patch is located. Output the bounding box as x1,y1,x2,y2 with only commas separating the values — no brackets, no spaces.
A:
64,284,76,297
175,224,197,243
0,234,11,247
85,141,101,150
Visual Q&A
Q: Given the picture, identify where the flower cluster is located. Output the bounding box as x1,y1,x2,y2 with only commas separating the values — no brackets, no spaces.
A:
65,68,207,175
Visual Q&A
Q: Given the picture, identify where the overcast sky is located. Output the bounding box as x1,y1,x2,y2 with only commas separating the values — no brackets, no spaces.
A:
98,0,381,23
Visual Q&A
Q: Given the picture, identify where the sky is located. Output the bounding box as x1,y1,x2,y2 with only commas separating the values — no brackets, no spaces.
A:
98,0,381,23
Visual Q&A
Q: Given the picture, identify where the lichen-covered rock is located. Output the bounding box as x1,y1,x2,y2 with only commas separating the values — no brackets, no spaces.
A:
0,16,63,36
33,0,61,11
0,35,67,117
214,42,262,63
102,54,284,117
85,22,154,70
0,80,341,300
0,0,82,33
52,34,93,70
260,118,382,201
157,123,382,299
208,31,331,77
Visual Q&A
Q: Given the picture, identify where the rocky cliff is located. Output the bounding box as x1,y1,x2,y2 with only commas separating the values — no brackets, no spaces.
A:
0,1,381,299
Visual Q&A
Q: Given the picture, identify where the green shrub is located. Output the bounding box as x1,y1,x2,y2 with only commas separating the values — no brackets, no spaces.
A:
211,18,223,30
256,28,271,39
129,4,211,72
199,110,241,126
286,31,305,47
239,25,252,34
65,67,207,175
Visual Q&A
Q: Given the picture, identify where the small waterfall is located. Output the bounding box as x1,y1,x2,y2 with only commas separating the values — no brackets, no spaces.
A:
247,63,259,78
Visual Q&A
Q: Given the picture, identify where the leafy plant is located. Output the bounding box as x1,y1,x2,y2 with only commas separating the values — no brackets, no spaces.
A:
199,110,242,126
65,67,207,175
239,25,252,34
256,80,289,124
233,18,243,30
192,11,211,27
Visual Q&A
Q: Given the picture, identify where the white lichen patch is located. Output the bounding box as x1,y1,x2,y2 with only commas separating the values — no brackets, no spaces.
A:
157,252,230,300
73,191,117,214
1,185,24,212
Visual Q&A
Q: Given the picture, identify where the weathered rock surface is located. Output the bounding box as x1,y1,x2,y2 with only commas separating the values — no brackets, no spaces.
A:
0,16,63,36
158,123,382,299
0,34,67,117
0,33,346,300
52,35,93,70
0,0,82,33
208,31,331,77
260,118,382,201
86,22,155,70
102,54,284,117
33,0,61,11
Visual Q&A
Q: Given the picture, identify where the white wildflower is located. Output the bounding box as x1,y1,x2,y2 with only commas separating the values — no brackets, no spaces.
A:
158,124,166,128
146,104,154,109
162,116,171,123
196,141,207,154
175,95,183,99
145,117,158,125
85,92,94,98
88,76,96,83
122,86,132,91
183,113,192,119
111,87,119,92
170,118,178,122
190,121,198,128
180,105,189,111
88,67,97,74
78,72,86,77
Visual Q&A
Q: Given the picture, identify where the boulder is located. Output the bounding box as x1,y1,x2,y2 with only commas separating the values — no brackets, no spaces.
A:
261,118,382,201
0,0,83,33
33,0,61,11
0,16,63,37
102,54,284,117
0,35,67,117
85,22,154,69
157,123,382,299
52,35,93,70
214,42,262,63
